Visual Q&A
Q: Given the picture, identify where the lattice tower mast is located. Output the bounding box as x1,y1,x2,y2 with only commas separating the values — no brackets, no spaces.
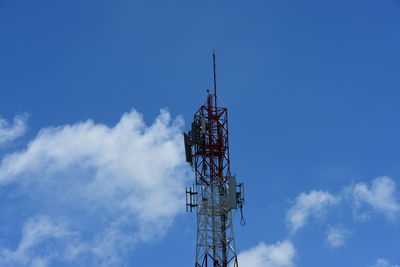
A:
184,53,245,267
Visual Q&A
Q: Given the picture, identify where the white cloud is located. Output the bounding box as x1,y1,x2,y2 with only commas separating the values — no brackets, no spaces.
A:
0,109,189,266
286,190,340,233
0,114,27,145
238,240,295,267
369,258,400,267
0,216,78,266
325,227,350,248
286,176,400,235
352,176,400,220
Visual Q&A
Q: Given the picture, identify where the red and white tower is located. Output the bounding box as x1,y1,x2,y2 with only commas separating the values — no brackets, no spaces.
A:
184,53,245,267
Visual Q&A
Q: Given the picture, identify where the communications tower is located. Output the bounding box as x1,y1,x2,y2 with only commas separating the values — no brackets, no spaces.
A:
184,53,245,267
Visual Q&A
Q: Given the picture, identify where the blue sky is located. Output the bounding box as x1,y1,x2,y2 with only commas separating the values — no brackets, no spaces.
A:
1,0,400,266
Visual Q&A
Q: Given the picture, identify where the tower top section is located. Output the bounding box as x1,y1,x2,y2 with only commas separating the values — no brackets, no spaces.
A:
183,53,245,267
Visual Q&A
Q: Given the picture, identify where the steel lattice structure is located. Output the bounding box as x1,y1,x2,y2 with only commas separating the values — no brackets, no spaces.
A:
184,53,244,267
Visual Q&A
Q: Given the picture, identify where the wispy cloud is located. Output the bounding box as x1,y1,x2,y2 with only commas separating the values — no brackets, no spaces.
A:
325,227,351,248
0,114,28,145
369,259,400,267
0,216,79,266
238,240,295,267
351,176,400,220
286,190,339,233
0,109,189,266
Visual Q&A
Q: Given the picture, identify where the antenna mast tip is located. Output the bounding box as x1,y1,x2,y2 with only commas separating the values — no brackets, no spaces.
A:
212,51,217,99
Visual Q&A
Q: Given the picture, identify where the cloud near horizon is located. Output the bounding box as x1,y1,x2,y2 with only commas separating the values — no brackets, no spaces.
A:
1,109,399,267
238,240,295,267
0,109,190,266
286,176,400,234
